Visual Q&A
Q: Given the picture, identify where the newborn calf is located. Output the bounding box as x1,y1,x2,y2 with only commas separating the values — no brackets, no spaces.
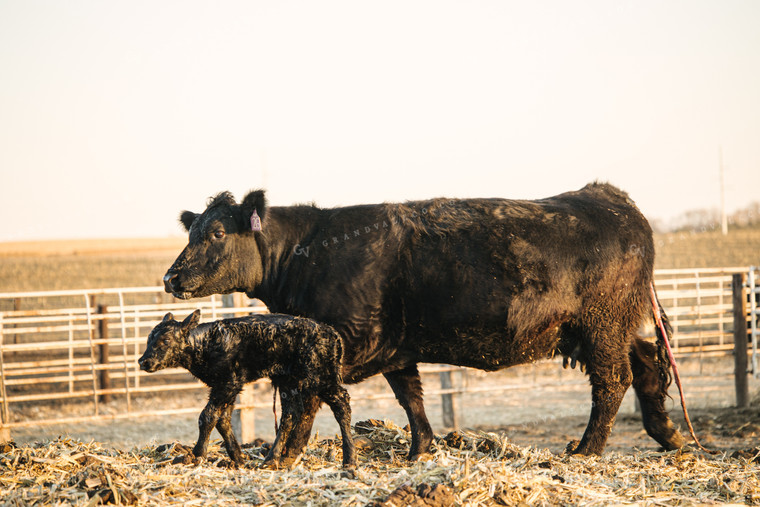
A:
138,310,355,468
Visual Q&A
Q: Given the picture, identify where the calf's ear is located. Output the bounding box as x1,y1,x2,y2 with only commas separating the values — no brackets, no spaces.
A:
183,309,201,330
179,211,198,232
162,312,174,322
240,189,267,224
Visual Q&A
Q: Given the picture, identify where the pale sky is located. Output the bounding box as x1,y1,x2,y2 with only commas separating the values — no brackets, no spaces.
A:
1,1,758,241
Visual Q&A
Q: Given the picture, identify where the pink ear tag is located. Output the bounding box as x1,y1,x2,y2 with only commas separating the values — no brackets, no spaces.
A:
250,209,262,232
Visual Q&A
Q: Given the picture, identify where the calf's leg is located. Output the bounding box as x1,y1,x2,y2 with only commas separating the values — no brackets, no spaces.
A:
215,403,245,465
280,392,321,462
383,364,434,460
193,401,222,460
630,337,685,450
264,393,302,468
321,385,356,468
193,389,241,462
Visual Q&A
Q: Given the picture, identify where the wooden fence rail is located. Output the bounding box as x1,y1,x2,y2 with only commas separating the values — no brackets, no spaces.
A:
0,267,756,443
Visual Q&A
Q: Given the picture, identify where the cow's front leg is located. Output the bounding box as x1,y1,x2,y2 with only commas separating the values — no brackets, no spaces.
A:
384,364,434,461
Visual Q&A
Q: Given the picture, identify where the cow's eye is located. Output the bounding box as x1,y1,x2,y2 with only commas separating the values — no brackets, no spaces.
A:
213,230,225,240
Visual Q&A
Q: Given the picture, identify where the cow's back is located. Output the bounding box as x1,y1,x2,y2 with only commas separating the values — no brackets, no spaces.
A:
383,183,654,370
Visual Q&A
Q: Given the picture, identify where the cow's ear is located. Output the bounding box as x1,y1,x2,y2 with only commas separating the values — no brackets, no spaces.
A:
241,189,267,223
179,211,198,232
183,309,200,330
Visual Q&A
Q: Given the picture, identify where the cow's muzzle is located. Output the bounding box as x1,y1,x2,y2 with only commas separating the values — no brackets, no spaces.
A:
163,272,194,299
163,272,179,294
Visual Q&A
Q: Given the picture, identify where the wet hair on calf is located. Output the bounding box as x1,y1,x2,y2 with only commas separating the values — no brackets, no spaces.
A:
138,310,355,469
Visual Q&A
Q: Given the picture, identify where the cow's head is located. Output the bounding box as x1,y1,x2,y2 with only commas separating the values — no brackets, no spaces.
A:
163,190,266,299
138,311,200,372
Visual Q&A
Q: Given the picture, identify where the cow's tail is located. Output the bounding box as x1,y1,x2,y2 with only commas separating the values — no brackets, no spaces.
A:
652,291,674,393
649,282,712,453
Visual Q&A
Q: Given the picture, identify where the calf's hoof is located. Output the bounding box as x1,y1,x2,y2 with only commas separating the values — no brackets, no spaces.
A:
260,455,298,470
227,452,245,468
217,458,240,469
260,458,282,470
340,465,357,480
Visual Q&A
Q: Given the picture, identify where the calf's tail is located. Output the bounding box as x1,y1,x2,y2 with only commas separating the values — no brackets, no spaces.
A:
649,282,711,452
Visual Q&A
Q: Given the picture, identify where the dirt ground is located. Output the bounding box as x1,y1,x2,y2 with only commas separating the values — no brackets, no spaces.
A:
8,355,759,459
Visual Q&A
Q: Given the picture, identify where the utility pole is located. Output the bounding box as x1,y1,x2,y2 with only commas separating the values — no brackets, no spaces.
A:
720,146,728,235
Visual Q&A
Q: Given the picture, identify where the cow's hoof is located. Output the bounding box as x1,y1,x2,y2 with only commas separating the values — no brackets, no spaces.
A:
564,440,581,455
567,441,603,456
407,452,433,462
663,430,687,451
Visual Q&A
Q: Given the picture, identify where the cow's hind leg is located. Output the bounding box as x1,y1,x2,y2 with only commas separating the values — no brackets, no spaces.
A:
570,326,634,456
384,364,434,460
630,337,685,450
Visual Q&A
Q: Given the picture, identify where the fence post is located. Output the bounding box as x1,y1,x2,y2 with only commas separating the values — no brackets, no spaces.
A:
222,294,235,319
13,298,20,346
236,384,256,444
98,304,111,403
440,369,459,429
733,273,749,408
224,294,256,442
0,313,12,443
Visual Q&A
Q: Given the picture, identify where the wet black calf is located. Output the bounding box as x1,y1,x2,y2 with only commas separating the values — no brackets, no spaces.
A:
138,310,355,468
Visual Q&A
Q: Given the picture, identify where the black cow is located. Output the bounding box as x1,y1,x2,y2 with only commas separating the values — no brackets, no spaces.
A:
163,182,686,461
138,310,356,469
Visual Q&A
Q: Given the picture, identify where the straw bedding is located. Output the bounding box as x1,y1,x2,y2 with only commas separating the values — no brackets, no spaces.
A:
1,419,758,506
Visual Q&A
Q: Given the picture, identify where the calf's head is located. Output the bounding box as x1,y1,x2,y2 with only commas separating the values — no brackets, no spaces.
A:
138,310,201,372
163,190,267,299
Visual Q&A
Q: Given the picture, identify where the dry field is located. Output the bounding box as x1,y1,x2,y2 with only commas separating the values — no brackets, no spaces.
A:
1,226,758,294
654,226,760,269
0,238,185,293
